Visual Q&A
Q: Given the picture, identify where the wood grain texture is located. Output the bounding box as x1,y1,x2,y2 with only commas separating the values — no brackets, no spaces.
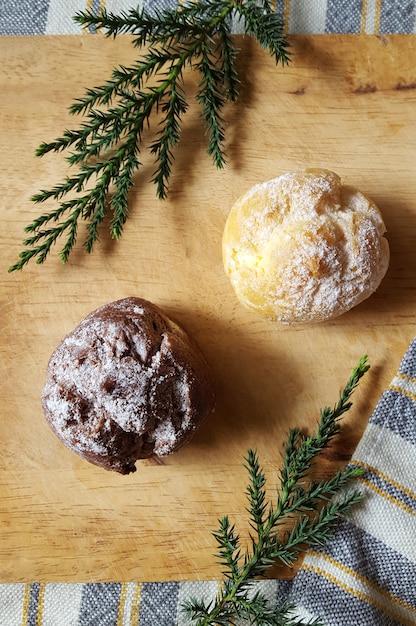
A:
1,33,416,582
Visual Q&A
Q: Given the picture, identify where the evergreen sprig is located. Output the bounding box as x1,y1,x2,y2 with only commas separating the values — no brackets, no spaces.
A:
181,356,370,625
9,0,290,271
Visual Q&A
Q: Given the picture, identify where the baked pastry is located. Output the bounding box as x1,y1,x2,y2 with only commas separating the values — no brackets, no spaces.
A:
41,297,215,474
222,168,389,324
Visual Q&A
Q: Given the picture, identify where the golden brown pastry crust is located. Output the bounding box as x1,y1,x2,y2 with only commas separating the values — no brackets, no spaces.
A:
222,169,390,324
42,298,215,473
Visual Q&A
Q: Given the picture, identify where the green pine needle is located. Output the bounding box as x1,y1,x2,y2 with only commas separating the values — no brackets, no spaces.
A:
9,0,290,271
181,356,369,625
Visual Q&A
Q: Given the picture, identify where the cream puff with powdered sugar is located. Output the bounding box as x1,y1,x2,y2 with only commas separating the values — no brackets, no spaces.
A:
222,169,389,324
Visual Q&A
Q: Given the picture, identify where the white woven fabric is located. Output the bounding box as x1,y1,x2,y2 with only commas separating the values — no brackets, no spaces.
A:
1,0,416,35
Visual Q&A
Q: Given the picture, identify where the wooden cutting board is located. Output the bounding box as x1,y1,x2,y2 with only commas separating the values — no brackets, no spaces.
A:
1,33,416,583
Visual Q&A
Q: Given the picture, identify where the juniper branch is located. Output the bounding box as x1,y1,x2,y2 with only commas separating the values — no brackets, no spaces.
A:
181,356,369,625
9,0,290,271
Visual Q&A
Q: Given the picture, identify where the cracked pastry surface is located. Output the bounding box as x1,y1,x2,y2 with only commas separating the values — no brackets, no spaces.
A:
222,169,390,324
42,297,215,473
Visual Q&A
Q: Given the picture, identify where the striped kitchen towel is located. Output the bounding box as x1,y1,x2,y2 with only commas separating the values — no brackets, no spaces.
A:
1,0,416,36
0,580,294,625
1,338,416,624
288,337,416,624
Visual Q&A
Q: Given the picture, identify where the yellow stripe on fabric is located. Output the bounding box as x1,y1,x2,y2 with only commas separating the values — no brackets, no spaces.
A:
130,583,142,625
84,0,106,33
306,551,416,615
390,370,416,402
374,0,382,35
91,0,106,17
283,0,291,33
361,0,368,34
99,0,106,23
116,583,142,626
352,422,416,496
21,583,46,626
353,459,416,504
390,384,416,400
83,0,94,33
397,371,416,383
357,476,416,517
393,372,416,385
302,559,416,626
360,0,382,34
117,583,129,626
21,584,31,626
36,583,46,625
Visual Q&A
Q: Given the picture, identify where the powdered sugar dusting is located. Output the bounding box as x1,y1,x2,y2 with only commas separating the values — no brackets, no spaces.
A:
42,298,215,473
223,169,390,323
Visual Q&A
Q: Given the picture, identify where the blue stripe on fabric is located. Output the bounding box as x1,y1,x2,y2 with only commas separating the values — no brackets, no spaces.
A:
379,0,415,34
142,0,179,15
78,583,122,626
312,518,416,607
87,0,104,33
362,465,416,512
290,568,406,626
274,0,285,21
0,0,50,35
325,0,362,33
368,389,396,427
26,583,42,626
370,390,416,444
398,338,416,378
139,582,179,626
275,578,294,600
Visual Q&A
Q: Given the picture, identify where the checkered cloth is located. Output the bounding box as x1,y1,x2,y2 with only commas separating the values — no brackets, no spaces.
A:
1,0,416,35
1,339,416,624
